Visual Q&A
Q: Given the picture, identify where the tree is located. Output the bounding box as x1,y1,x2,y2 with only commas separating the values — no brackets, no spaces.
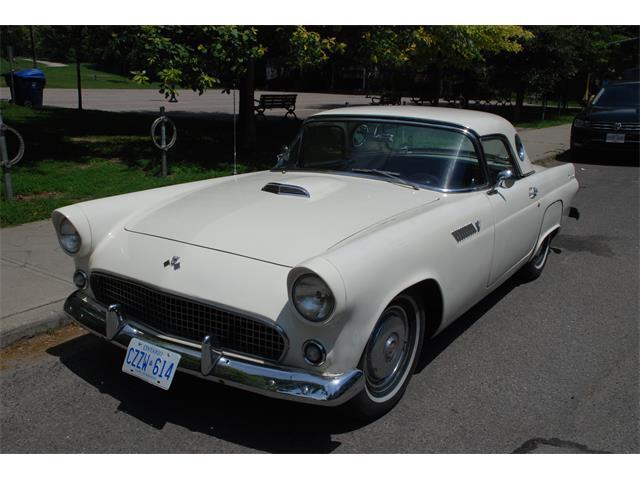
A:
354,26,532,101
132,26,262,153
36,26,87,110
490,26,637,120
132,26,343,155
287,26,345,83
132,26,267,152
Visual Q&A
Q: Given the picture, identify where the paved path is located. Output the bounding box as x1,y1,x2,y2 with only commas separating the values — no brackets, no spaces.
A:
1,87,371,118
17,59,68,67
1,157,637,453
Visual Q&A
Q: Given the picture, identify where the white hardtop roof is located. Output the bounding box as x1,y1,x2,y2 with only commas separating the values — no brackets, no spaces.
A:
312,105,517,138
311,105,534,175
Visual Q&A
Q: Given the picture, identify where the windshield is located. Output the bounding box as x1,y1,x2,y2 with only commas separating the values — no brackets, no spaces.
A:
277,119,487,191
592,84,640,107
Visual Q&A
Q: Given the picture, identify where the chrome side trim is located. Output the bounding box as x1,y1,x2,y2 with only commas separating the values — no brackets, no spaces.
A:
451,222,479,243
64,290,364,406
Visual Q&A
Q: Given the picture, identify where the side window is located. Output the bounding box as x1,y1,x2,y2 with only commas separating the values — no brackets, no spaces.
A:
514,134,526,162
481,137,517,181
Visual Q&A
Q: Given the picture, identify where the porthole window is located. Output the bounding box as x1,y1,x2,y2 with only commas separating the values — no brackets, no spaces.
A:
515,134,526,161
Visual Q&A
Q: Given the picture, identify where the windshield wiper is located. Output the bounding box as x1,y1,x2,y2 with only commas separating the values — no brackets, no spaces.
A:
351,168,419,190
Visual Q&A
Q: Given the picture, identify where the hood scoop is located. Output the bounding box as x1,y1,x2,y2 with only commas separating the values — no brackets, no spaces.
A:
261,182,310,198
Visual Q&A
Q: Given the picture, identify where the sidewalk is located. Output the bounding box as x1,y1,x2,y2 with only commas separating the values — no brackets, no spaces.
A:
0,123,571,348
518,124,572,164
0,220,74,347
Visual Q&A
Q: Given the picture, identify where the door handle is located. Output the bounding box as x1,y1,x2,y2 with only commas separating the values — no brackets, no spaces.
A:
529,186,539,199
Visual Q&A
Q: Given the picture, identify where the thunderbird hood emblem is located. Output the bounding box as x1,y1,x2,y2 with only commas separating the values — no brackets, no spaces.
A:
163,256,181,270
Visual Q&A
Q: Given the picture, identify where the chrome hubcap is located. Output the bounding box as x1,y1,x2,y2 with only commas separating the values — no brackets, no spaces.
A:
365,305,413,397
384,333,399,360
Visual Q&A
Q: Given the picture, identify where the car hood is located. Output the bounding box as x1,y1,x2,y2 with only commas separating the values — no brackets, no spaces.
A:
125,171,440,266
584,106,640,123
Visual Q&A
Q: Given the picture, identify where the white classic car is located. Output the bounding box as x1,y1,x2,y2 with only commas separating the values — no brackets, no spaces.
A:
55,106,579,417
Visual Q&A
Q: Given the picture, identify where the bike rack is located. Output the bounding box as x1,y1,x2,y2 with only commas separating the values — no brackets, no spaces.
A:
150,107,177,177
0,110,25,201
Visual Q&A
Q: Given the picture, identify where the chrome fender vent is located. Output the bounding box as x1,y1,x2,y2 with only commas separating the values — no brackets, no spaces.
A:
452,222,480,243
262,182,310,198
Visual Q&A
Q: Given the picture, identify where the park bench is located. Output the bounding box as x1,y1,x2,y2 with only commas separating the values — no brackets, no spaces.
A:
254,94,298,118
369,93,402,106
410,96,430,105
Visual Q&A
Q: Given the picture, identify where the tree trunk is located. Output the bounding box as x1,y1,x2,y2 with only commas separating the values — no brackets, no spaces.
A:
514,87,525,123
238,58,256,157
29,26,37,68
431,66,442,106
75,49,82,111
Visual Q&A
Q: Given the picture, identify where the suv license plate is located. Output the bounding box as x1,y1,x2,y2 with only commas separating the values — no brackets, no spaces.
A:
122,338,181,390
606,133,625,143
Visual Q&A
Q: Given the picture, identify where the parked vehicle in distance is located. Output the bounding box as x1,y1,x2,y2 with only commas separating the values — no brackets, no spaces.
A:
56,106,579,418
571,81,640,155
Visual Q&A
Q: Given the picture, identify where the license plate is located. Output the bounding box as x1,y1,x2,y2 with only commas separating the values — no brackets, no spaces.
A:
606,133,625,143
122,339,181,390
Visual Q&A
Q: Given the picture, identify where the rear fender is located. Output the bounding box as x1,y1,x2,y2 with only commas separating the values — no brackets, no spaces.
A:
534,200,563,254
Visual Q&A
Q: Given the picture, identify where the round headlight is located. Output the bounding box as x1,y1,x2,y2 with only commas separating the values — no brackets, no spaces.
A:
59,218,81,254
292,274,335,322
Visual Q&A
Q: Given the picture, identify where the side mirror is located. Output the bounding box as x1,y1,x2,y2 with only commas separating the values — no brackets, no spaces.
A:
495,169,516,189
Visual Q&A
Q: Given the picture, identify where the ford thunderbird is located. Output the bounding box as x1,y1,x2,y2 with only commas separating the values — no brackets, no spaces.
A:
56,106,579,417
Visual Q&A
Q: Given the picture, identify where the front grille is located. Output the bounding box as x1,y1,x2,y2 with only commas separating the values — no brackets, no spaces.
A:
590,122,640,132
90,272,286,362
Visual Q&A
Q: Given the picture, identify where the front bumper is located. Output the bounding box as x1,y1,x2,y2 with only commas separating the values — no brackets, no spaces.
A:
64,290,363,406
571,127,640,151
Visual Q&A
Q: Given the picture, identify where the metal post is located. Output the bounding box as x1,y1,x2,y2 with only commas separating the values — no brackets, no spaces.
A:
233,87,237,175
7,46,16,103
150,107,176,178
160,107,167,178
0,110,13,200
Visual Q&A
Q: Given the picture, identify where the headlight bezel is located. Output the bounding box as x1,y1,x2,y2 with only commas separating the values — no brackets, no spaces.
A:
58,217,82,254
573,118,590,129
291,273,336,323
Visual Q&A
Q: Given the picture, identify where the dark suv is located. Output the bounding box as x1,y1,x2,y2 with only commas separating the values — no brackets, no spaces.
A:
570,81,640,155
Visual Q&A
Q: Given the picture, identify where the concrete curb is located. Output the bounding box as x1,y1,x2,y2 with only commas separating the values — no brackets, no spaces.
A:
0,300,71,349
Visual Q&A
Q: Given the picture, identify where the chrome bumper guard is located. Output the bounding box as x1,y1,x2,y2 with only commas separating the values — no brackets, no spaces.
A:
64,290,364,406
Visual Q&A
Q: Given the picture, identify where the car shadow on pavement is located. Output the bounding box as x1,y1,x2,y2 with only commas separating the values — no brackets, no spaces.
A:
46,334,375,453
415,275,524,374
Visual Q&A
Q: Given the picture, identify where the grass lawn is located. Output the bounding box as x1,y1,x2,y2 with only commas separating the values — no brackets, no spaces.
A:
0,57,157,89
0,102,300,226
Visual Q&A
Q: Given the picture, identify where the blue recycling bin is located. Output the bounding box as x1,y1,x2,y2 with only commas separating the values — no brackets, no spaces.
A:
3,68,46,107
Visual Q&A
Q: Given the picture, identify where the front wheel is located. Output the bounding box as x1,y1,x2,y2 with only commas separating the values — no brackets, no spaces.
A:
346,293,425,419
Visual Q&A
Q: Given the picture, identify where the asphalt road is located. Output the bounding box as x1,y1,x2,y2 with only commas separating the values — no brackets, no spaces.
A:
1,153,638,453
